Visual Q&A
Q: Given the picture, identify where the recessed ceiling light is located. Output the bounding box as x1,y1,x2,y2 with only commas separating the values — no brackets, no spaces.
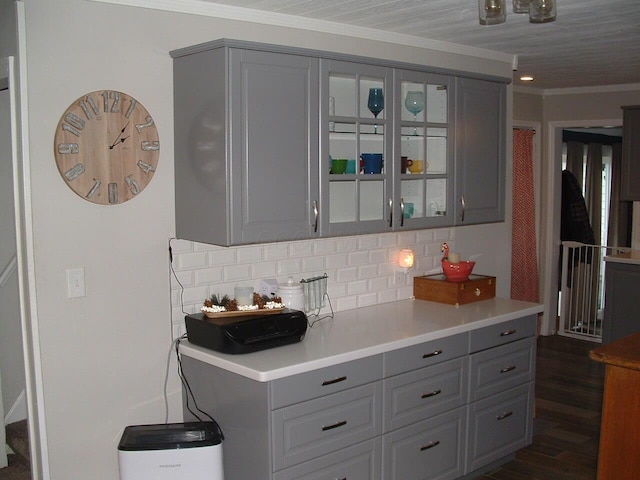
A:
520,75,534,82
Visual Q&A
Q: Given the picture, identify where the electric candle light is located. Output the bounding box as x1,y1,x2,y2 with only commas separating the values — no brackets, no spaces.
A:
448,252,461,264
398,249,415,269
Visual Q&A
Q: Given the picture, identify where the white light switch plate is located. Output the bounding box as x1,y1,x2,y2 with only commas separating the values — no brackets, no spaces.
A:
67,268,85,299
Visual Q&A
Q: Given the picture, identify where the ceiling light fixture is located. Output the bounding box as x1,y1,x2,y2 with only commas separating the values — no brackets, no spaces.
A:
479,0,556,25
520,75,534,81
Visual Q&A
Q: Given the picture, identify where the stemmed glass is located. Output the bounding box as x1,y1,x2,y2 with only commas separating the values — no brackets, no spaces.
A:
404,91,425,135
367,88,384,134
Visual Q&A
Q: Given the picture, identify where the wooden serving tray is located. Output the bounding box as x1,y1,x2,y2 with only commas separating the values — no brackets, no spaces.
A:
203,307,284,319
414,274,496,306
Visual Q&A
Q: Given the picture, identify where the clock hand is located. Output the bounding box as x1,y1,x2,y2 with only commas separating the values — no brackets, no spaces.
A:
108,122,130,149
109,136,130,150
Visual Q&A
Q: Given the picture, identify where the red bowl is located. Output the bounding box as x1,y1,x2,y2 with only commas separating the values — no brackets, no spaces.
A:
442,260,475,282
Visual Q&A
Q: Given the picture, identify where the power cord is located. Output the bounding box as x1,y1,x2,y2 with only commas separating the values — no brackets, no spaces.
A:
168,238,188,315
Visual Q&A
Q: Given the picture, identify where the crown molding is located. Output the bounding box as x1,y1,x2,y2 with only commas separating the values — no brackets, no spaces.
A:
515,82,640,97
87,0,516,66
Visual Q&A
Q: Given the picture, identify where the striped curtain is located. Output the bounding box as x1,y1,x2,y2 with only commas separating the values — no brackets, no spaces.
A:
511,129,539,303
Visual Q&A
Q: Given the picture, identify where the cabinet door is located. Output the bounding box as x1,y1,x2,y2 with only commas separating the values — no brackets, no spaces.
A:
320,59,393,236
603,261,640,343
394,69,455,229
454,78,506,225
621,106,640,201
230,49,319,244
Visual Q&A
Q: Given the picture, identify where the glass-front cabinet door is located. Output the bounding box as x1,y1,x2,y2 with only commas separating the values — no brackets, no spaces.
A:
393,70,454,229
320,60,393,236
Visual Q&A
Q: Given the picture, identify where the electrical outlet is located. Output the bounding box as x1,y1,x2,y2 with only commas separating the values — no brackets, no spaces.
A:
67,268,86,299
259,278,279,297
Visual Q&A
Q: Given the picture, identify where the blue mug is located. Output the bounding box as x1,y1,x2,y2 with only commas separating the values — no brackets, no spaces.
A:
361,153,383,174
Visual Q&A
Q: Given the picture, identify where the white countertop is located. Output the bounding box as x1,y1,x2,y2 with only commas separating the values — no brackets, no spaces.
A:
180,298,543,382
604,250,640,265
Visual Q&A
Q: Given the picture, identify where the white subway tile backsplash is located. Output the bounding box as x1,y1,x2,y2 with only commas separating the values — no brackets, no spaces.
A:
195,268,223,285
264,243,289,260
223,264,252,282
289,240,313,258
336,267,358,283
236,246,263,264
357,292,378,307
358,264,378,279
251,261,278,279
178,252,208,270
209,248,236,266
348,251,369,266
170,229,451,332
347,280,368,295
277,258,302,275
325,253,348,269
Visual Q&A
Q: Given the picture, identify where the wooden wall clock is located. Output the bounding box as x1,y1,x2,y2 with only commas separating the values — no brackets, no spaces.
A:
54,90,160,205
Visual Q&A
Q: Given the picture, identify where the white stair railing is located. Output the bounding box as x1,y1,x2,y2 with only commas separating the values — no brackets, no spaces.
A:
559,241,631,342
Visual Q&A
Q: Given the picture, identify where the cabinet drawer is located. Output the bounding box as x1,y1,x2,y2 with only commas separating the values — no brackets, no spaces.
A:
468,337,535,402
384,333,468,377
383,407,466,480
384,357,468,432
273,438,381,480
271,355,383,409
469,315,536,353
466,383,534,473
272,382,382,471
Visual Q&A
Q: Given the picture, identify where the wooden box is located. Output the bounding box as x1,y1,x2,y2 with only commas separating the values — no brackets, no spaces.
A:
413,274,496,306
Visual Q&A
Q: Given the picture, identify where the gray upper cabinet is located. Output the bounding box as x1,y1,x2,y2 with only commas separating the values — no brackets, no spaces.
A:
172,42,319,245
320,59,394,237
621,105,640,201
455,78,506,225
172,40,508,246
394,69,455,230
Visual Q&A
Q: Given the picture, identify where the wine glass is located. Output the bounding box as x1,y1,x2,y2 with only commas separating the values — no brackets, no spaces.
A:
404,91,424,135
367,88,384,134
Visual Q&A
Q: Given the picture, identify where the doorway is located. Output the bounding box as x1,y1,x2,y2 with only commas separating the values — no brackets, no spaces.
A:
539,119,623,337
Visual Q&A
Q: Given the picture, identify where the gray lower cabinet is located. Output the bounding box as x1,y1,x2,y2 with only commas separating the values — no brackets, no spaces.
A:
172,42,319,245
603,261,640,344
454,78,506,225
180,316,535,479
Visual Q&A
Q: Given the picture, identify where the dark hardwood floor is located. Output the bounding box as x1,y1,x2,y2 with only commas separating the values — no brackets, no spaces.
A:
475,335,605,480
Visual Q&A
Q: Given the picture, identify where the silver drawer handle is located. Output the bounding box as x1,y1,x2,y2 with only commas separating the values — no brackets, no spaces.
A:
496,411,513,420
423,349,443,359
322,420,347,431
421,389,442,399
420,440,440,451
500,329,517,337
322,376,347,386
500,365,516,373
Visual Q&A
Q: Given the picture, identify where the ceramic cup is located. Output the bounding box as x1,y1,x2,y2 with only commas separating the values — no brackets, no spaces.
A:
361,153,383,174
331,158,347,174
346,159,357,174
408,159,424,174
403,202,414,218
401,156,413,174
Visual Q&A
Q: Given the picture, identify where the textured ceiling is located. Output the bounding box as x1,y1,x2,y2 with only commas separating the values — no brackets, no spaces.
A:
204,0,640,90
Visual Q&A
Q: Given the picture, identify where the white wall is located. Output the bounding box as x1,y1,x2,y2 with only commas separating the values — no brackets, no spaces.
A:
20,0,513,478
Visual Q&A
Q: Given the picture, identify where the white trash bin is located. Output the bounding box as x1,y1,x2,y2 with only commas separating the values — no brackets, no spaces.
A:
118,422,223,480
